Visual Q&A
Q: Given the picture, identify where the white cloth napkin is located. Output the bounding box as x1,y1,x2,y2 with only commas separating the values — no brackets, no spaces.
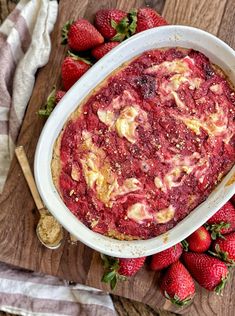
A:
0,1,116,315
0,0,57,192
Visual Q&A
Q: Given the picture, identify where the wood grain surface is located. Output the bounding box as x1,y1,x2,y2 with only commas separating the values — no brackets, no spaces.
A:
0,1,235,316
163,0,227,35
0,0,17,22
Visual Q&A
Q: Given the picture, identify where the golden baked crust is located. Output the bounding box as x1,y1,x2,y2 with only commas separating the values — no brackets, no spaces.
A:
51,132,63,192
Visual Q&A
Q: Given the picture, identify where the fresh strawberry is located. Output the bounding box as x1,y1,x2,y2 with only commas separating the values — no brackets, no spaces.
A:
131,7,168,34
95,9,129,41
211,232,235,264
91,42,119,60
61,53,91,91
118,257,146,276
185,226,211,253
55,90,66,103
38,87,66,117
182,252,229,294
101,254,146,289
206,201,235,239
150,243,183,271
62,19,104,51
160,261,195,306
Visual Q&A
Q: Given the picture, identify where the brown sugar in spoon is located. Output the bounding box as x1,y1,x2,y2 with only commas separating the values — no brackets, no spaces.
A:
15,146,63,249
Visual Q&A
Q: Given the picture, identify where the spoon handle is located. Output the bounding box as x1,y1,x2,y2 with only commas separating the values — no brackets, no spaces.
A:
15,146,44,211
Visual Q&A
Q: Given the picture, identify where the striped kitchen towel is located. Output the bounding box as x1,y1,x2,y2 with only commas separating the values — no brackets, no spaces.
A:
0,262,116,316
0,2,116,316
0,0,57,193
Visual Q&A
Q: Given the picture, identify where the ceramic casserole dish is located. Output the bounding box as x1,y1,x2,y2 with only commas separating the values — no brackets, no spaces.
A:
34,25,235,258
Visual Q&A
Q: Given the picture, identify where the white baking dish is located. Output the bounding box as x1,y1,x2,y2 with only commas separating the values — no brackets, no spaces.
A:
34,25,235,258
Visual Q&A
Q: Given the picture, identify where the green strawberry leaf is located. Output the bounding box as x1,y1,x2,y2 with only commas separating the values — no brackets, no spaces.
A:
116,17,129,33
111,16,130,42
113,33,125,41
101,270,116,283
181,240,189,252
100,254,111,269
67,50,93,65
211,230,219,240
38,86,56,117
100,255,128,290
61,20,73,45
215,275,229,295
128,8,138,35
208,250,220,258
205,222,230,240
111,33,126,42
211,244,235,265
165,292,192,306
215,244,222,253
110,275,117,290
111,19,118,29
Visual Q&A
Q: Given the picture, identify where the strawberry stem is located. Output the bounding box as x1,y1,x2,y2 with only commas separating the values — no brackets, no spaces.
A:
61,20,73,45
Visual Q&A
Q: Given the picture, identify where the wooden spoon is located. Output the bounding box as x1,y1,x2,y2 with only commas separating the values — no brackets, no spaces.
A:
15,146,63,249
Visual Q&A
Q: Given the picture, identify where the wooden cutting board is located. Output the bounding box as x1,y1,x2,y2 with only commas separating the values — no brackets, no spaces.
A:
0,1,235,315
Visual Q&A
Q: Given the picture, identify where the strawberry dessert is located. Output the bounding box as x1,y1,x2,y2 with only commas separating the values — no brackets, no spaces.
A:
51,47,235,240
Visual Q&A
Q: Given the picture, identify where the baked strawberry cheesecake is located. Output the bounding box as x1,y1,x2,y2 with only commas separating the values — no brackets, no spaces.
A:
51,47,235,240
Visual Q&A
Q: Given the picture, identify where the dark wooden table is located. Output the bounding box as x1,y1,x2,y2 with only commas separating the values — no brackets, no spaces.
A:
0,1,235,316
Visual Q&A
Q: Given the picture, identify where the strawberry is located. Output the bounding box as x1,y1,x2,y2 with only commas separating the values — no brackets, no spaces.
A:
55,90,66,104
101,254,146,289
150,243,183,271
206,201,235,239
182,252,229,294
211,232,235,264
61,53,91,91
38,87,66,117
130,7,168,34
184,226,212,253
95,9,129,41
91,42,119,60
160,261,195,306
62,19,104,51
